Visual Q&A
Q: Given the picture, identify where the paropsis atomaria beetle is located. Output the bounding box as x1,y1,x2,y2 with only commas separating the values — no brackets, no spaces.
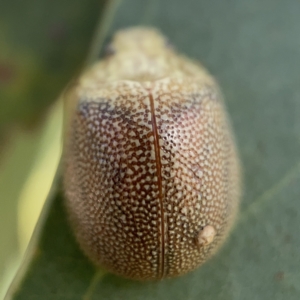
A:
63,27,241,280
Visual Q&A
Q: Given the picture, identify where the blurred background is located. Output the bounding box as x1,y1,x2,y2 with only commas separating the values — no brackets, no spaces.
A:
0,0,109,297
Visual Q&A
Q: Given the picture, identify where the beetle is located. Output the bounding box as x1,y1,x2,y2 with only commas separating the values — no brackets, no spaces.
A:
63,27,241,280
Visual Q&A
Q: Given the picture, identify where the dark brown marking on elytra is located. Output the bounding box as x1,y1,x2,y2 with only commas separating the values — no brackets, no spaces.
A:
149,91,166,279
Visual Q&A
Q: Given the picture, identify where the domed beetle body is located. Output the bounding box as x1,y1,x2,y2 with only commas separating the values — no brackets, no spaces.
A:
63,27,241,280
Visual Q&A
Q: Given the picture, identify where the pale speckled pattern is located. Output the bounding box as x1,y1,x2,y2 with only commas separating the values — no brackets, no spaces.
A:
63,27,241,280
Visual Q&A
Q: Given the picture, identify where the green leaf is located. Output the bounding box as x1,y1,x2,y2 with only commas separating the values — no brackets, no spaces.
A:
7,0,300,299
0,0,111,296
0,102,62,299
0,0,108,149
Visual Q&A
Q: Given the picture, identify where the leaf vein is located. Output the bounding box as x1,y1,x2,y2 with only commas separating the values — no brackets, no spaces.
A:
239,160,300,224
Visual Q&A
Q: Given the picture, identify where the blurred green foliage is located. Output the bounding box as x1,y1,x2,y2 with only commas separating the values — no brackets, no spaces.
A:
0,0,108,298
0,0,108,146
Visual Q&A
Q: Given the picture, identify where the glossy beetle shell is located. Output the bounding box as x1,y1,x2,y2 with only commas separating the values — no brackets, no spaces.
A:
63,27,241,280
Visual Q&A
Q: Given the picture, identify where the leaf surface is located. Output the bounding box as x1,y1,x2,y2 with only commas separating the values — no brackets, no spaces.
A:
8,0,300,299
